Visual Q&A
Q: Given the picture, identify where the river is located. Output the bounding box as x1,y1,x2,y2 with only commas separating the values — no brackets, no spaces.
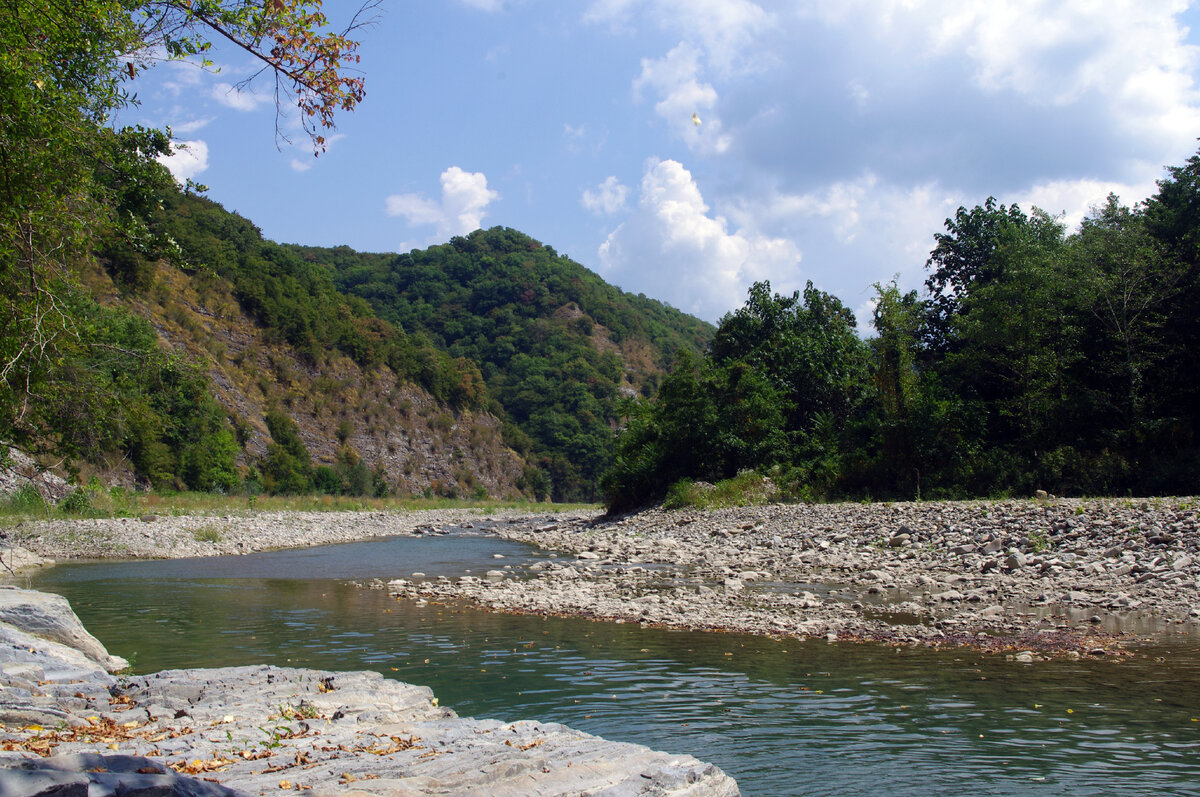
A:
18,527,1200,796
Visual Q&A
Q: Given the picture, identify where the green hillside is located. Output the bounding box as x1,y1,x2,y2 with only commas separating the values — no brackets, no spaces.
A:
288,229,714,501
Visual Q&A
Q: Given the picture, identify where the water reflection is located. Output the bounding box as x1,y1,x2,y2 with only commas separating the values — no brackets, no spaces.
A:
17,538,1200,797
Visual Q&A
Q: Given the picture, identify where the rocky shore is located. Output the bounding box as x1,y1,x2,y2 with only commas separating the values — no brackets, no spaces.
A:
1,507,594,562
0,586,739,796
381,498,1200,656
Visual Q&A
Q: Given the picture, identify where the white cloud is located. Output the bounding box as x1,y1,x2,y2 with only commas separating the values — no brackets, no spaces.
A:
211,82,273,112
586,0,770,73
598,159,800,321
1006,175,1159,233
564,122,588,152
157,139,209,183
802,1,1200,151
634,43,731,154
385,166,500,243
582,176,630,215
719,173,967,325
168,118,212,136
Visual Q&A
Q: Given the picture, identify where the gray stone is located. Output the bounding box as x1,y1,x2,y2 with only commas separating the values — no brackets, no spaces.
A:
0,587,127,672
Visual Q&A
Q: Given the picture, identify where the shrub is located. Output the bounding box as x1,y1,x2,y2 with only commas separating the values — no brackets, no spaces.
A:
58,488,93,515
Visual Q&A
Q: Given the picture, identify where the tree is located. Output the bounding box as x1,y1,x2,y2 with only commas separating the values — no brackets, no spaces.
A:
135,0,376,153
1069,195,1180,436
1,0,372,463
924,199,1029,351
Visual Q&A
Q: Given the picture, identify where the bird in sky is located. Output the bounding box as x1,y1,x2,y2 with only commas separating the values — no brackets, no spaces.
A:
692,112,702,126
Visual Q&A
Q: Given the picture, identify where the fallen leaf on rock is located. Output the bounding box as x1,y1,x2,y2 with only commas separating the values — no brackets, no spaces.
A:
172,757,235,775
240,749,273,760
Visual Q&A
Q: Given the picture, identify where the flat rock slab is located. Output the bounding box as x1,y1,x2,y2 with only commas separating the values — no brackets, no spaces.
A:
0,665,739,797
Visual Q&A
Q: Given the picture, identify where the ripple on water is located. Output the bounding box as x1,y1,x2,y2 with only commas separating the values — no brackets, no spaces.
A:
16,535,1200,797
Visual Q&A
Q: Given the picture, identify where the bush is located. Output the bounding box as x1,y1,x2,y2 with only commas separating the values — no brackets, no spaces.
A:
58,488,94,515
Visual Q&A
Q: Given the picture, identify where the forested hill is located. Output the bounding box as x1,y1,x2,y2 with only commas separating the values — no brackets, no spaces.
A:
287,229,715,501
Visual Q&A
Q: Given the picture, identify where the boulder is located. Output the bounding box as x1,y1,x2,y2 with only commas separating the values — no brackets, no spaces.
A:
0,586,127,672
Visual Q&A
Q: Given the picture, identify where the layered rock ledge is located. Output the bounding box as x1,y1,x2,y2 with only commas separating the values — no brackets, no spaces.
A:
382,498,1200,656
0,587,739,796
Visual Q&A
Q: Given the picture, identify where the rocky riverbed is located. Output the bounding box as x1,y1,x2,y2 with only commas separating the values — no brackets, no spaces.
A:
0,586,739,796
377,498,1200,657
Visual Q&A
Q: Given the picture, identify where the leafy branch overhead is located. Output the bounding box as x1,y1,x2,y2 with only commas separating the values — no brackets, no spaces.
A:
137,0,378,152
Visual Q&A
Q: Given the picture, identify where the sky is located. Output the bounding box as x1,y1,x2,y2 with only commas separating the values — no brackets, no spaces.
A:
137,0,1200,327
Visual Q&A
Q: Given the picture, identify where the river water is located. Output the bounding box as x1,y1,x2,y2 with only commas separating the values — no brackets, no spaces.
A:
18,529,1200,796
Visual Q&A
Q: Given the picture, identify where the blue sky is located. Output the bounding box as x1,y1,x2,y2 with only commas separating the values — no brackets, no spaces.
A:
139,0,1200,326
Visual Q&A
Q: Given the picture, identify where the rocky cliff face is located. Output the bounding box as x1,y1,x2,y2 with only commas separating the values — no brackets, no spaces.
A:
0,586,740,796
88,262,524,499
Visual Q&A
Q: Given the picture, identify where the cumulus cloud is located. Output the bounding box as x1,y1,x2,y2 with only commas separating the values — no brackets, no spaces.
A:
634,43,731,154
586,0,770,73
211,82,273,111
598,159,800,321
1007,175,1160,233
157,139,209,183
582,176,630,215
386,166,500,243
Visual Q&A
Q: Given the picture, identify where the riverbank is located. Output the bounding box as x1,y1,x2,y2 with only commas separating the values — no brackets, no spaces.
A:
5,498,1199,656
383,497,1200,656
0,586,739,796
0,507,594,562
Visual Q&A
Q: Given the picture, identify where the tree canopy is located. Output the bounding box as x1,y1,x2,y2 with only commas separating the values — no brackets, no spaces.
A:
605,148,1200,510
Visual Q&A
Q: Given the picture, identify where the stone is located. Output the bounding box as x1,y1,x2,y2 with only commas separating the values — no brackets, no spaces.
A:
1004,552,1027,571
0,587,127,672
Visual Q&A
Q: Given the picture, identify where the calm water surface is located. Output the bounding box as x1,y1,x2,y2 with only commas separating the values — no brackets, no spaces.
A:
16,531,1200,796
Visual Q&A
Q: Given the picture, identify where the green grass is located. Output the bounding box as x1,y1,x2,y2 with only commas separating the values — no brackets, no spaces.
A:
663,472,776,510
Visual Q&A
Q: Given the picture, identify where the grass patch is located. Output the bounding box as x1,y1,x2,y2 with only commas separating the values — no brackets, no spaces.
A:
192,525,222,543
663,472,776,510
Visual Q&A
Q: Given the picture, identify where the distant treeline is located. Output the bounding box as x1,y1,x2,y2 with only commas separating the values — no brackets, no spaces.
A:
603,149,1200,511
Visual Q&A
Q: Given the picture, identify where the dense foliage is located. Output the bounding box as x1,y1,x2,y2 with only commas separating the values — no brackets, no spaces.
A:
158,193,488,409
605,150,1200,511
290,229,714,501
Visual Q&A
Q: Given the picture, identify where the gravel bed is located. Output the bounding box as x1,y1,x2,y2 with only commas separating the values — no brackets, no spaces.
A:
376,497,1200,657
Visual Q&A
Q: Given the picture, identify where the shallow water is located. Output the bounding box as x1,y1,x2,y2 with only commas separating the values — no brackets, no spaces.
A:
17,531,1200,797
